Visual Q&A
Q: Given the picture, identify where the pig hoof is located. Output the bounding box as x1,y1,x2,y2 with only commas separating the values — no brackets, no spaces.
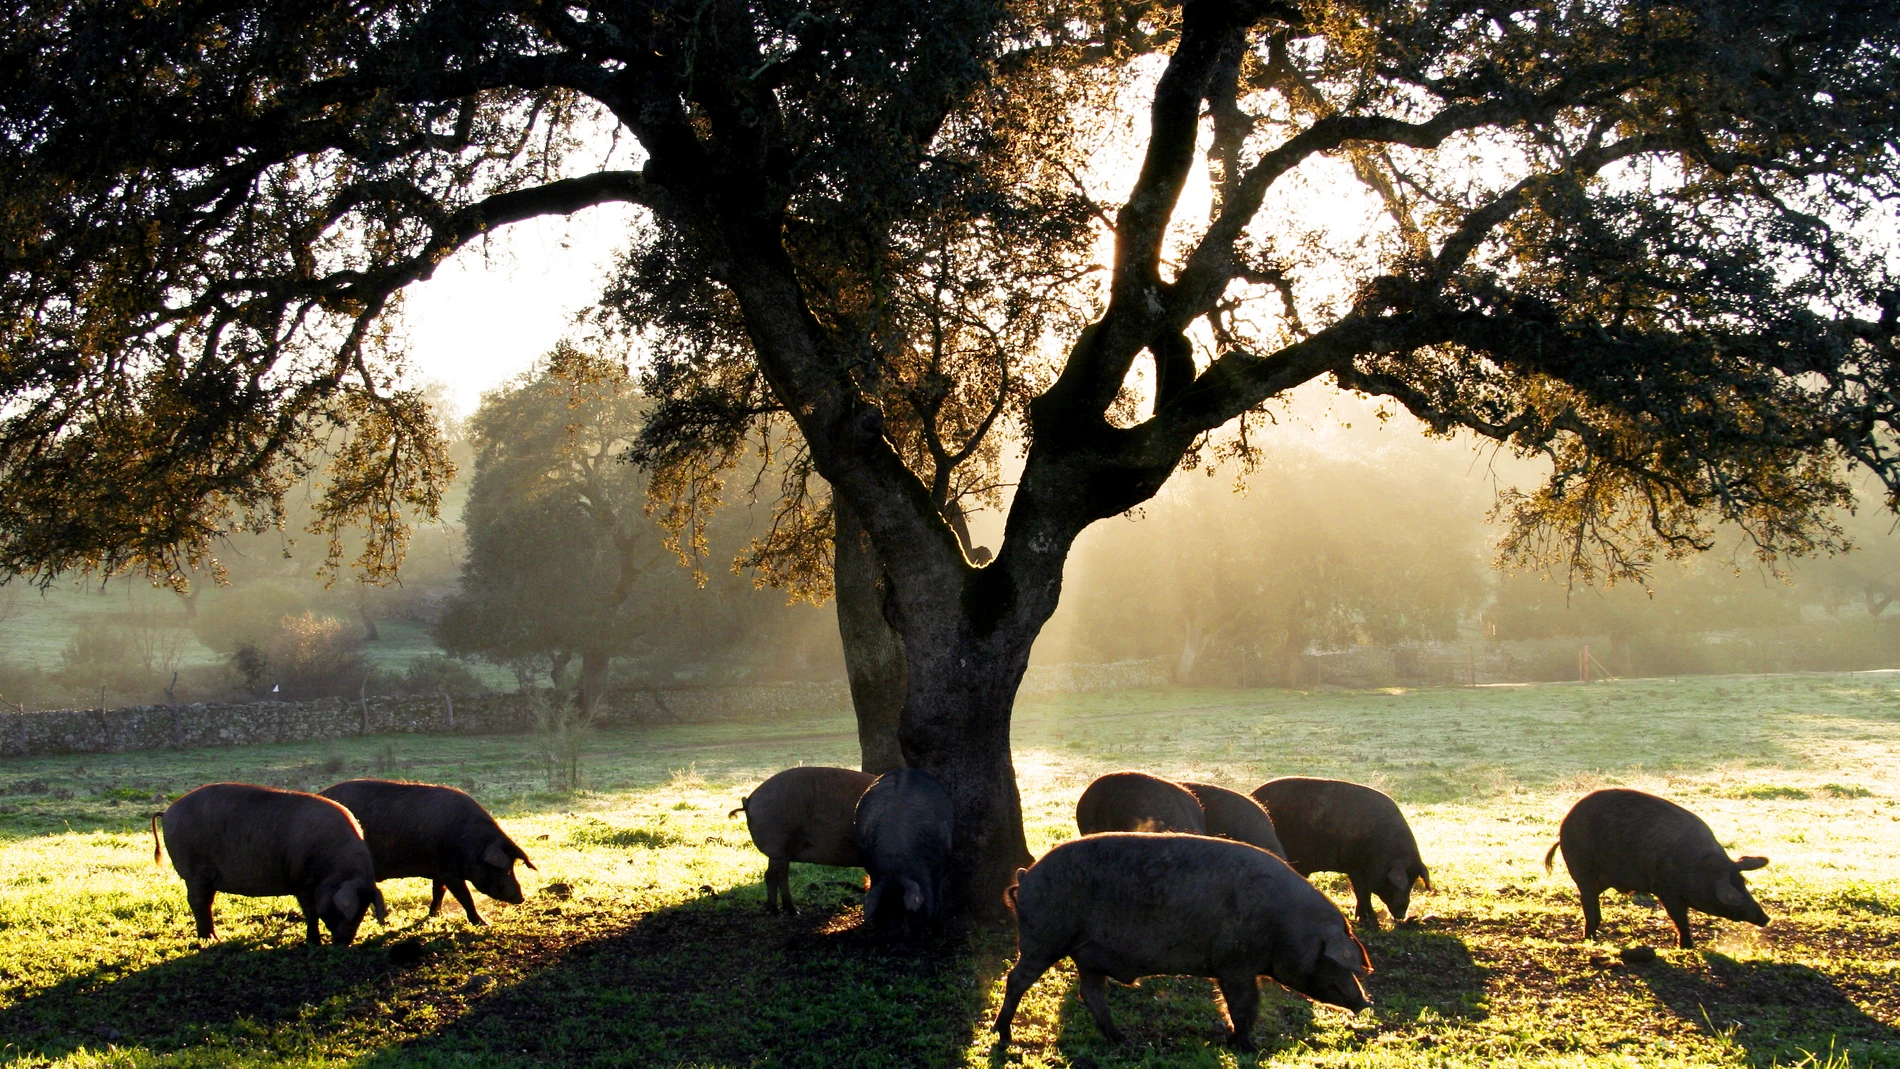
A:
1229,1035,1257,1053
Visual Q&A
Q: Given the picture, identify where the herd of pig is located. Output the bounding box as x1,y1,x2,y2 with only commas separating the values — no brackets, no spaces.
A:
732,765,1773,1051
144,766,1772,1052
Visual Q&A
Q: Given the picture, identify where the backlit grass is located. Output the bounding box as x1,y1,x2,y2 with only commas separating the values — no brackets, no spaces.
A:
0,671,1897,1066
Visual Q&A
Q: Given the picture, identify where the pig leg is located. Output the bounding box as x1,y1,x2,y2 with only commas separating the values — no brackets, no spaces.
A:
1662,896,1695,949
445,879,486,925
1076,968,1129,1045
1347,874,1379,928
1578,881,1603,941
430,880,446,916
1217,973,1261,1052
185,879,218,941
766,858,795,915
992,951,1058,1046
296,892,321,945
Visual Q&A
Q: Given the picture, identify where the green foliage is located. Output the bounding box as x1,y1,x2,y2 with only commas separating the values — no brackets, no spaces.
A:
434,348,842,691
566,816,684,850
1728,785,1813,801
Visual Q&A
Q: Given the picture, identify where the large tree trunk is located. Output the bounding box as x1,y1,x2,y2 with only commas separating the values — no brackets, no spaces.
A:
897,614,1036,919
834,496,908,775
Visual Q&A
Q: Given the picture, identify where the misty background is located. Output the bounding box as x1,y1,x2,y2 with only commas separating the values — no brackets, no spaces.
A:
3,372,1896,716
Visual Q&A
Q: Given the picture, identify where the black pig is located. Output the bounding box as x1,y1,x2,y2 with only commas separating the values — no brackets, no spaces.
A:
995,833,1371,1051
155,783,386,945
1253,777,1429,927
1547,788,1769,949
1182,781,1286,859
854,768,953,940
1076,771,1206,835
734,766,877,914
321,779,535,925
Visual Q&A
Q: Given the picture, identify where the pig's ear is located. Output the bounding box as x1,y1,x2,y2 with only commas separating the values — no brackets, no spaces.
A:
1734,856,1770,871
370,885,388,923
1323,932,1373,976
334,882,360,920
509,839,538,870
483,841,513,870
1387,862,1410,892
1414,864,1432,892
901,877,925,913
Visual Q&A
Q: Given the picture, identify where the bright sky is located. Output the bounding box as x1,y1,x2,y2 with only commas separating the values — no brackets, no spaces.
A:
400,203,642,418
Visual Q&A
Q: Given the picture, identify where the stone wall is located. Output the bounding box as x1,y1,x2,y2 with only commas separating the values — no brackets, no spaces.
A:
0,658,1175,759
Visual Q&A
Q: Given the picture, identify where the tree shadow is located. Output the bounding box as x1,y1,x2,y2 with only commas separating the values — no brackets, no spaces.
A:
1634,950,1900,1066
0,882,1005,1067
356,898,1002,1068
0,918,430,1057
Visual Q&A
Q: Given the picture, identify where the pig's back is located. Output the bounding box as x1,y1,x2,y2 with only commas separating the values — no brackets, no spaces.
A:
163,783,366,896
747,766,874,867
321,780,472,879
1562,789,1719,892
1016,833,1285,977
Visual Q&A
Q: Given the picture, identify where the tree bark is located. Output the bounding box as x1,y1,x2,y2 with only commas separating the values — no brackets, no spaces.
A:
577,647,610,718
834,496,908,775
897,611,1037,919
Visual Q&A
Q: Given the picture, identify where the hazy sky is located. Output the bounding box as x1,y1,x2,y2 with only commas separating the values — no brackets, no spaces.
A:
400,197,641,418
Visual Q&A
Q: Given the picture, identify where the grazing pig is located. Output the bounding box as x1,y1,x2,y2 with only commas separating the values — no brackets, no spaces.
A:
1182,781,1287,859
1546,788,1770,949
1075,771,1206,836
734,766,877,914
854,768,954,940
154,783,386,945
995,833,1371,1051
1252,777,1429,927
319,779,536,925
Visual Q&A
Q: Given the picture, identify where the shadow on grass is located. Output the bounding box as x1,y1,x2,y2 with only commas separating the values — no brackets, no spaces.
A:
1360,921,1492,1023
0,888,1006,1068
1635,950,1900,1066
0,918,427,1057
357,899,1003,1068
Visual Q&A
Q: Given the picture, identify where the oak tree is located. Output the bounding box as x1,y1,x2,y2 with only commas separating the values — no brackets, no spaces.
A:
6,0,1900,911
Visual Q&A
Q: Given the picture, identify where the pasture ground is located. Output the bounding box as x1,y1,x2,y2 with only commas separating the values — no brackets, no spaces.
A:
0,672,1897,1068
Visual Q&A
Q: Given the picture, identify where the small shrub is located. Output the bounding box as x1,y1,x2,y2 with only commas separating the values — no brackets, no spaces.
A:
266,612,368,700
566,817,684,849
1822,783,1874,798
1727,784,1811,800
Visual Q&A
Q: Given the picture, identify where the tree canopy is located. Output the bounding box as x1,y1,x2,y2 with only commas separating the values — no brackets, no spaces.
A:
6,0,1900,910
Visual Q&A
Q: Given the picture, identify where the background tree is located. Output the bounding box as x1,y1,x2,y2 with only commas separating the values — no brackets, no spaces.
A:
6,0,1900,912
435,344,837,708
435,345,683,713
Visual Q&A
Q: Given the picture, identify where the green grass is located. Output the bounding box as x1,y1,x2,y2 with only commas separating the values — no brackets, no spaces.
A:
1,672,1898,1067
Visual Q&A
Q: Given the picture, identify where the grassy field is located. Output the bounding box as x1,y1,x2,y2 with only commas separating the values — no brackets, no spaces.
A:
0,672,1897,1067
